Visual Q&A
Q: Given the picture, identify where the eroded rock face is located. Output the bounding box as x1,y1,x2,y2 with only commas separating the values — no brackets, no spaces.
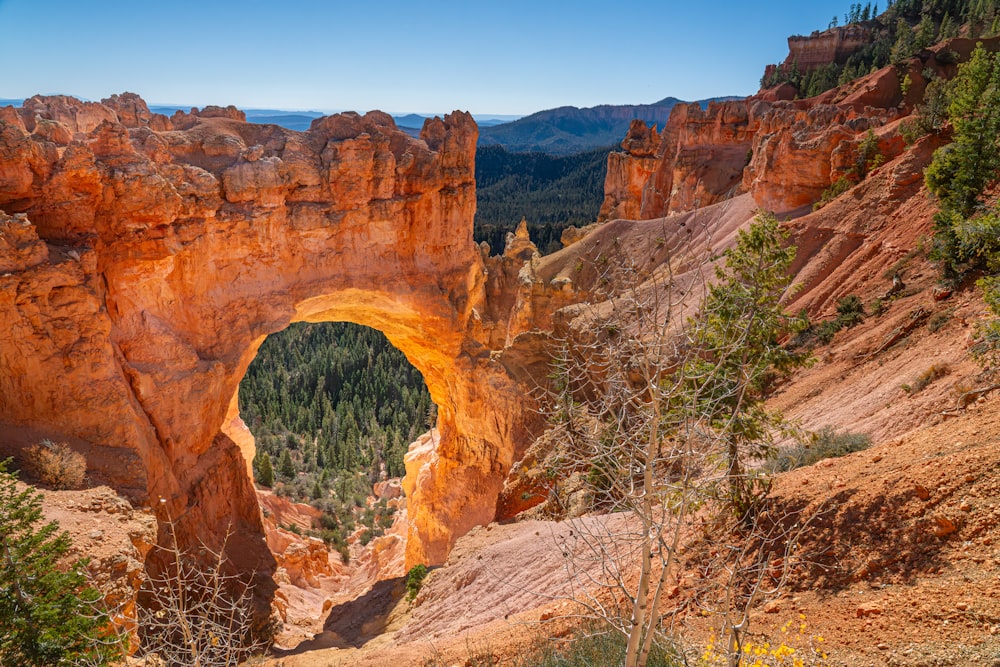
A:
0,95,538,603
37,484,157,647
600,101,757,220
762,25,873,82
600,93,901,220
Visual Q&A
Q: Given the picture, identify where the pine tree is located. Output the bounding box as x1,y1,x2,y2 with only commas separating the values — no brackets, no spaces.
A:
938,12,958,40
682,212,809,520
0,461,122,666
256,452,274,488
925,43,1000,332
892,18,917,62
278,449,296,481
915,14,936,49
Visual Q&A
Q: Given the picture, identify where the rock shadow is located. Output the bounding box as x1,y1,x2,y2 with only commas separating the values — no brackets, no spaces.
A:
279,575,407,654
773,484,949,594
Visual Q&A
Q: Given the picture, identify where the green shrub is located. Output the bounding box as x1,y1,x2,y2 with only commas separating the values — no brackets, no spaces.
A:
0,460,122,666
770,428,872,472
832,295,864,329
406,563,428,601
514,629,681,667
854,129,884,179
799,294,866,345
813,176,853,210
813,320,843,345
422,627,683,667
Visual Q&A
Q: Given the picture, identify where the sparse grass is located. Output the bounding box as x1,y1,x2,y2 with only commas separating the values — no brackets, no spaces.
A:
423,629,683,667
903,363,951,394
769,427,872,472
514,632,682,667
882,239,926,281
927,308,955,333
22,440,86,490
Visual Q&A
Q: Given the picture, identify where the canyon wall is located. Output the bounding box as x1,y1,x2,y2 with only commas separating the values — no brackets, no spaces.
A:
601,35,1000,226
600,88,902,221
761,24,872,82
0,94,542,601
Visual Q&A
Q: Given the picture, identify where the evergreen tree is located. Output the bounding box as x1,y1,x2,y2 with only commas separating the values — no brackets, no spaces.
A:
892,18,918,62
924,44,1000,344
278,449,296,481
682,212,809,520
256,451,274,488
938,12,958,39
915,13,937,48
0,461,122,666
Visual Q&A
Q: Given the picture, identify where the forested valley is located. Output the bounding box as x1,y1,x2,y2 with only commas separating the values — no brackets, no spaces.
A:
474,144,610,254
240,322,433,555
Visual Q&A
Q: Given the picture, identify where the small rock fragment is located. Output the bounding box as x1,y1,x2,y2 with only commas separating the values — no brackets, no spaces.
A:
931,515,957,538
932,287,952,301
856,602,884,618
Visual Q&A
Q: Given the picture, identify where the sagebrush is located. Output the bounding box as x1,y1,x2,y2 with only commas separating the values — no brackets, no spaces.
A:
22,440,86,490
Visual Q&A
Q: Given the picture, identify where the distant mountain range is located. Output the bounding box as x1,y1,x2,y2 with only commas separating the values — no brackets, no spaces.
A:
2,96,741,155
477,96,741,155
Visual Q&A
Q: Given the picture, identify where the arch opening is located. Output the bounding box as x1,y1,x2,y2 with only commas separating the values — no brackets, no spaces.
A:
237,320,434,554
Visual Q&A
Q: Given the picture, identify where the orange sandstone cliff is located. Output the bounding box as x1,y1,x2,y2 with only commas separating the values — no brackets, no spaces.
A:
600,36,1000,224
0,93,548,603
599,95,901,221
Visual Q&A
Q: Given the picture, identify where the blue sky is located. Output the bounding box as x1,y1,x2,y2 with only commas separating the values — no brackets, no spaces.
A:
0,0,852,115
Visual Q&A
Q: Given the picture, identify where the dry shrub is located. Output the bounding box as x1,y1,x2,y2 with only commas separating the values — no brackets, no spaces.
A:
906,363,952,394
23,440,86,490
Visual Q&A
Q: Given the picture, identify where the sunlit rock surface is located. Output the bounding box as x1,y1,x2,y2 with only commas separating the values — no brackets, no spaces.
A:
0,94,543,593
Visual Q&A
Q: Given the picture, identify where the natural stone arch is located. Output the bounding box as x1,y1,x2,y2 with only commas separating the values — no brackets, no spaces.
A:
0,94,532,591
228,283,523,568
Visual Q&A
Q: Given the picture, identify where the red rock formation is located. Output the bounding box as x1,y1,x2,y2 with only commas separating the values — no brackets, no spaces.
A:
600,102,756,220
596,22,999,223
0,95,539,607
743,102,900,213
762,25,873,81
38,484,157,648
600,94,902,220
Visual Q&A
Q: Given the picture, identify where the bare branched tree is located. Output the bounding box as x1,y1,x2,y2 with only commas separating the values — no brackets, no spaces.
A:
137,515,267,667
543,211,811,667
